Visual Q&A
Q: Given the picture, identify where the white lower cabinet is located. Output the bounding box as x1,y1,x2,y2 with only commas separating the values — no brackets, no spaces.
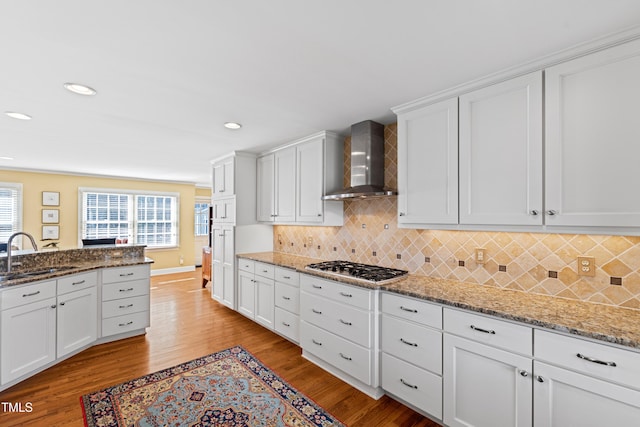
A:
300,273,379,397
101,265,150,337
443,308,533,427
211,225,235,309
236,260,275,330
57,285,97,358
273,267,300,343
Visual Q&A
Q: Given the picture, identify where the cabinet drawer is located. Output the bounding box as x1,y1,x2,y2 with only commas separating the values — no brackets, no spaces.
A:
444,308,532,356
275,267,299,287
102,295,150,319
382,314,442,375
301,274,372,310
301,291,372,347
382,292,442,329
102,265,149,284
275,307,299,343
300,321,372,386
1,280,56,310
382,352,443,420
238,259,255,274
255,262,275,279
535,329,640,390
57,271,98,295
102,279,149,301
275,282,299,314
102,311,149,337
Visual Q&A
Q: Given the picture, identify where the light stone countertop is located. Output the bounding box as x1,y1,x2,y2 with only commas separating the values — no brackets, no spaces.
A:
238,251,640,350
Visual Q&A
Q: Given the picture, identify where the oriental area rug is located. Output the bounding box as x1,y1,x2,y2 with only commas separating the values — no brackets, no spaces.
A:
80,346,344,427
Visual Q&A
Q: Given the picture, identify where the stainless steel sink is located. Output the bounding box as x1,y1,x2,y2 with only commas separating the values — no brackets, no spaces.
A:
0,266,78,282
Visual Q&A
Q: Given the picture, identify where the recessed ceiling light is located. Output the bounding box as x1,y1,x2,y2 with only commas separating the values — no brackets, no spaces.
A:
5,111,32,120
63,82,97,96
224,122,242,130
0,156,14,160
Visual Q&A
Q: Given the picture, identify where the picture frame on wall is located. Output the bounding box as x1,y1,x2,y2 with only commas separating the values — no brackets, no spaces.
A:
42,225,59,240
42,209,59,224
42,191,60,206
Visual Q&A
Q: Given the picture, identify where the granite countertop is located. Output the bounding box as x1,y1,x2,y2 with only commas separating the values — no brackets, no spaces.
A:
0,257,154,288
238,251,640,350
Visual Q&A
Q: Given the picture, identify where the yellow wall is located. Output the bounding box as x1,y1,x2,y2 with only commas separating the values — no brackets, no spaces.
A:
0,169,199,271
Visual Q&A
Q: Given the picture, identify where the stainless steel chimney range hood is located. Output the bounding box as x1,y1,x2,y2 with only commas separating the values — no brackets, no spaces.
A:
322,120,397,201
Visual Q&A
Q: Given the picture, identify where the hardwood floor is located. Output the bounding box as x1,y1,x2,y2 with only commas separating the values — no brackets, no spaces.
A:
0,269,440,426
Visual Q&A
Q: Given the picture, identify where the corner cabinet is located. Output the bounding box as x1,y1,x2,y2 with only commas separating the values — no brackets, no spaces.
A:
545,38,640,230
257,131,344,226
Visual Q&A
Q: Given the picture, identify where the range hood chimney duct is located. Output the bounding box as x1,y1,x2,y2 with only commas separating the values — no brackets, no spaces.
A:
322,120,397,200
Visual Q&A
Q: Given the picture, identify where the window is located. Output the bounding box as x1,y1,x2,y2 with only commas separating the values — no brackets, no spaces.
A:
194,202,209,236
0,182,22,246
80,188,178,248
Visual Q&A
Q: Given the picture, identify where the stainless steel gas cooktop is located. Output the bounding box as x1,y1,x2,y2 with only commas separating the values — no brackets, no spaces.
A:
305,260,408,285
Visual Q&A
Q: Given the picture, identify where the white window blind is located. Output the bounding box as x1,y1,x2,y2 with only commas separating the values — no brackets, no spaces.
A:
80,188,178,248
0,183,22,247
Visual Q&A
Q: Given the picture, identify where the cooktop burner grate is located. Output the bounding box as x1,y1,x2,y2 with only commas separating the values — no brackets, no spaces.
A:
306,260,408,284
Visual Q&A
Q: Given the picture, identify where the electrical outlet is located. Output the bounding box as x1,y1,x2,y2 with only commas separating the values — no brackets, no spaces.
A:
475,248,486,264
307,236,313,246
577,256,595,277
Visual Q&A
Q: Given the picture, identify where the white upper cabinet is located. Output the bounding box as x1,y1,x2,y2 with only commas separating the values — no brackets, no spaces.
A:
459,71,543,226
397,97,459,225
545,38,640,229
257,131,344,226
211,152,258,226
212,156,234,198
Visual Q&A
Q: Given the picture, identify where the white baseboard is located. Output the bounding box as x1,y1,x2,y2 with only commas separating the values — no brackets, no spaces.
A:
151,265,196,276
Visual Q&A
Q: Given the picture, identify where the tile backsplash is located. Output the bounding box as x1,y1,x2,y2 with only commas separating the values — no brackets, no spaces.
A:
273,124,640,310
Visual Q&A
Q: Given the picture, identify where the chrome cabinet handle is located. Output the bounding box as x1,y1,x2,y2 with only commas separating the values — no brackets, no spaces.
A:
470,325,496,335
262,270,268,273
119,288,134,292
339,353,352,361
312,309,322,314
530,210,539,216
312,339,322,346
23,290,41,298
317,213,322,217
400,378,418,389
119,304,134,309
59,301,66,306
577,353,617,367
72,280,86,286
399,212,405,216
312,284,322,289
546,210,557,216
119,272,134,277
51,304,57,309
400,338,418,347
400,306,417,313
220,216,227,219
283,276,291,279
119,321,134,327
282,296,291,300
519,370,529,377
218,234,225,237
536,375,544,383
339,319,352,326
339,292,352,298
282,321,290,327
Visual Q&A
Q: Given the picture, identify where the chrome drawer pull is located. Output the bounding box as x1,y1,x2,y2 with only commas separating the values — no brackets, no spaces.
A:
262,270,268,273
312,339,322,346
283,276,291,279
536,375,544,383
400,378,418,389
400,338,418,347
119,321,134,327
339,292,353,298
339,353,352,361
119,288,134,292
72,280,86,286
23,290,41,298
339,319,352,326
119,304,134,309
470,325,496,335
577,353,617,367
312,309,322,314
119,272,135,277
282,322,290,327
312,284,322,289
282,296,291,300
400,306,417,313
519,370,529,377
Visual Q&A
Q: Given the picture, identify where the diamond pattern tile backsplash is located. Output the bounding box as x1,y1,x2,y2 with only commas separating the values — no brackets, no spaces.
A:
274,124,640,309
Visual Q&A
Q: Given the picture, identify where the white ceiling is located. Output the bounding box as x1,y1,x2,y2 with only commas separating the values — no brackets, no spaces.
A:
2,1,640,187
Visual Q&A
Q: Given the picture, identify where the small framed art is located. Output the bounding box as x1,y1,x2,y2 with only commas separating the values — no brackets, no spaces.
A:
42,209,59,224
42,225,60,240
42,191,60,206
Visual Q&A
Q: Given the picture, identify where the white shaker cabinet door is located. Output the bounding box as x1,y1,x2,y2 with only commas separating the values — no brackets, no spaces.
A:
274,147,296,223
545,38,640,228
57,286,97,358
397,97,459,225
459,71,543,226
257,154,275,222
296,138,324,223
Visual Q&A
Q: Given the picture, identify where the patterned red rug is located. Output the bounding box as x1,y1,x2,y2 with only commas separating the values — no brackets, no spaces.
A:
80,346,344,426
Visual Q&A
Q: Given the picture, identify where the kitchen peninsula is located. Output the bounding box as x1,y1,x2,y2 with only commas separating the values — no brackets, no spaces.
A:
0,245,153,392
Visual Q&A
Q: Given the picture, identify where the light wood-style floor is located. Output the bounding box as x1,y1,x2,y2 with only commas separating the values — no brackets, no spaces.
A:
0,269,440,426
